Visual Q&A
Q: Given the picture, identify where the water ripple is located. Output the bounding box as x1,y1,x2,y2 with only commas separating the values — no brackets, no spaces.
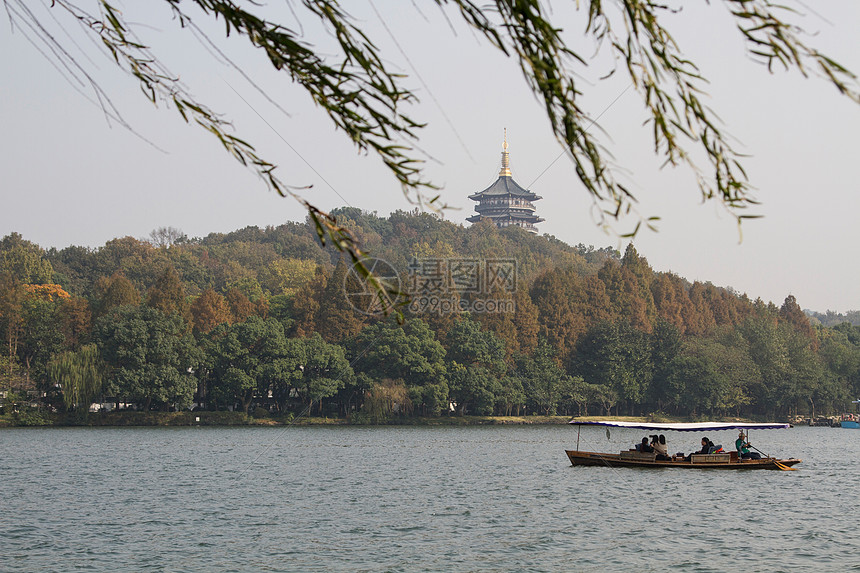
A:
0,425,857,571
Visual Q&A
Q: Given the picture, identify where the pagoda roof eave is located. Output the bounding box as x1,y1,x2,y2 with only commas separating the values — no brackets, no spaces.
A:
469,175,539,199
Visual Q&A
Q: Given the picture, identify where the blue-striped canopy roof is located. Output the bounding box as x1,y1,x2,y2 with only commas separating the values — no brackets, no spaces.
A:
568,420,791,431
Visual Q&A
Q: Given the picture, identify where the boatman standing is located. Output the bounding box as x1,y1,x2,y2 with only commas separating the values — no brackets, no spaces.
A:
736,431,761,460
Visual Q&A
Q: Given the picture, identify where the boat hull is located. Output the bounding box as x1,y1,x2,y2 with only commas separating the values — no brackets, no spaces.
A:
841,421,860,429
565,450,801,470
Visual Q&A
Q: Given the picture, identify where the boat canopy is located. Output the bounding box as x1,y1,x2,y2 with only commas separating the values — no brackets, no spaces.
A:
568,420,790,432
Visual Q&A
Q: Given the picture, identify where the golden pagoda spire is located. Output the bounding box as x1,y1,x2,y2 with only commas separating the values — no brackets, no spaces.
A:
499,128,512,177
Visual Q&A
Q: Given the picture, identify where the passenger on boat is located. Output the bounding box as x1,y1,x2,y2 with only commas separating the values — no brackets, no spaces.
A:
652,434,670,460
735,431,761,460
636,437,654,452
684,437,714,460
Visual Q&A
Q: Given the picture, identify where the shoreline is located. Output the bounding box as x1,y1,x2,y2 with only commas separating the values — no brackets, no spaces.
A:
0,411,573,428
0,411,784,428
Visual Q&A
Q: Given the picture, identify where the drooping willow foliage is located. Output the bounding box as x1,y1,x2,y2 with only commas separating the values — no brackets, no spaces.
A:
4,0,859,306
49,344,103,411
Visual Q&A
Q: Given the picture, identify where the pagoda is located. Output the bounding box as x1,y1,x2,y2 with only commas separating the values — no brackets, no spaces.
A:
467,132,544,233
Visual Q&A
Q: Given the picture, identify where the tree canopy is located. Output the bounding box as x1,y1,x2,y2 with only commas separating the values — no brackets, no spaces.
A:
2,217,859,420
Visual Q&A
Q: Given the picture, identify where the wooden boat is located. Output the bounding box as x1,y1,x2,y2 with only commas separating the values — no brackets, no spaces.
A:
841,400,860,428
566,421,802,471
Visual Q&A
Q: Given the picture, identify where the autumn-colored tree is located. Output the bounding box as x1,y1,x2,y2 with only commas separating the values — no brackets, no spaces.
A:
684,282,717,336
93,273,140,317
702,284,734,327
622,269,651,332
651,273,686,332
471,279,519,362
260,258,318,297
315,257,364,343
289,266,327,337
146,266,190,321
512,289,540,356
578,274,613,327
57,296,92,349
598,260,651,331
621,243,656,325
226,287,257,324
779,294,815,340
530,269,587,359
23,284,71,302
190,289,232,335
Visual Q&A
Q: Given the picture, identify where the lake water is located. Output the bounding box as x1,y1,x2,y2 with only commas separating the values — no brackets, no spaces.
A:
1,424,858,572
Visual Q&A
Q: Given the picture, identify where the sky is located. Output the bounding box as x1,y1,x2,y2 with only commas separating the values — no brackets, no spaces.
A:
1,1,858,313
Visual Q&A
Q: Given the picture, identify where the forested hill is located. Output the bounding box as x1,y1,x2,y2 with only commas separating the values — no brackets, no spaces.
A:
2,208,859,422
806,309,860,328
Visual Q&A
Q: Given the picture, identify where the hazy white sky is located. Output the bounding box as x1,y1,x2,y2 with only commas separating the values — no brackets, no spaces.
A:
1,1,858,312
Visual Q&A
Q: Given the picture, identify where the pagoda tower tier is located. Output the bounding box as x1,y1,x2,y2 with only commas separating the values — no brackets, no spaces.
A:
467,132,544,233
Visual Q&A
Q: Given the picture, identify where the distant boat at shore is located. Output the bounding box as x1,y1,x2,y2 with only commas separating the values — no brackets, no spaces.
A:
841,401,860,428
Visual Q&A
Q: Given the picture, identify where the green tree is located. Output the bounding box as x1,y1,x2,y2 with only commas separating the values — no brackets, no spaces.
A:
648,319,682,412
361,377,413,422
818,327,860,411
207,316,301,414
445,318,507,376
92,237,164,290
95,306,200,410
445,318,507,415
447,363,500,416
572,320,653,414
517,339,569,416
675,334,757,417
0,272,25,392
497,374,526,416
737,313,796,416
0,233,53,284
295,333,352,415
350,318,448,415
783,326,827,417
18,297,65,393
